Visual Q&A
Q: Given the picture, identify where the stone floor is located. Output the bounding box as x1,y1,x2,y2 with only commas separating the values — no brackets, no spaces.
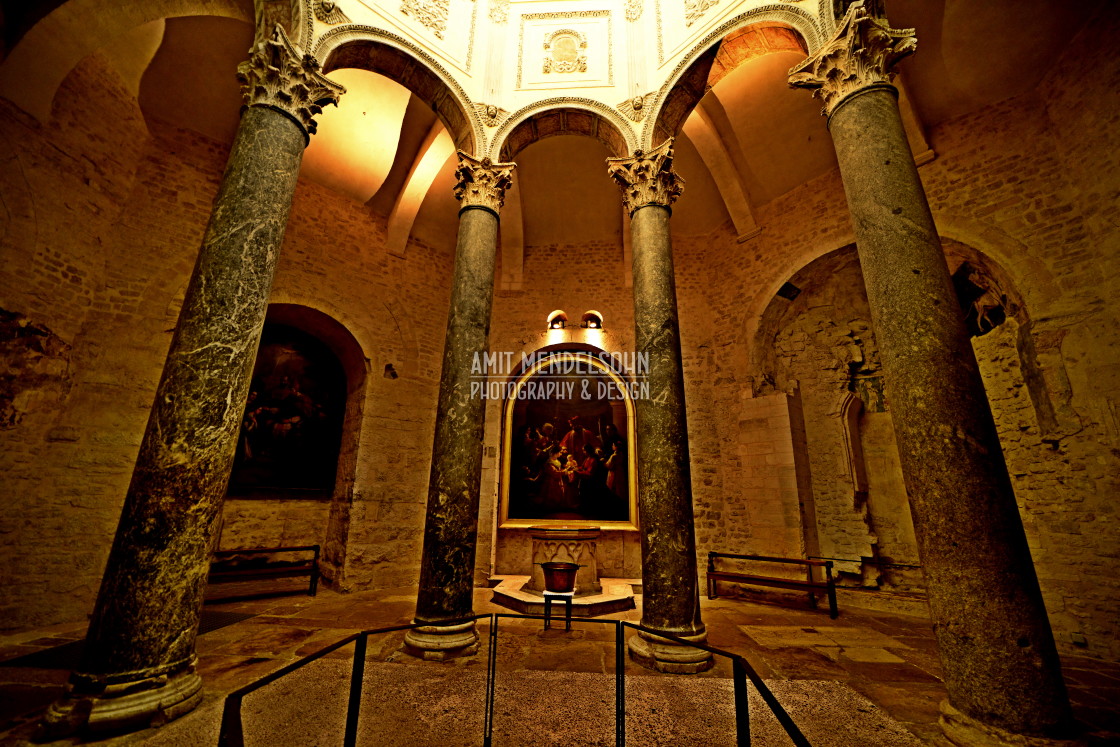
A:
1,582,1117,745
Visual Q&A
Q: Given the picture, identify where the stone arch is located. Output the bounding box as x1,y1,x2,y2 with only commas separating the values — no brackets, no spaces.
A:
642,8,822,148
314,26,482,153
934,216,1062,314
739,214,1062,375
746,237,1036,389
0,0,254,122
744,236,1073,588
492,99,636,162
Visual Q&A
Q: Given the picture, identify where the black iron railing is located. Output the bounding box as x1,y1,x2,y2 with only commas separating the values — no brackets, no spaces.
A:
217,613,811,747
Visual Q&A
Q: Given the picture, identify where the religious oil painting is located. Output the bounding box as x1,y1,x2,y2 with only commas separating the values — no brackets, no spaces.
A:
227,323,346,497
500,351,638,530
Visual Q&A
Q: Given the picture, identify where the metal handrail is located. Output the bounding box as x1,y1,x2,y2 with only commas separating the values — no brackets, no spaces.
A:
217,612,811,747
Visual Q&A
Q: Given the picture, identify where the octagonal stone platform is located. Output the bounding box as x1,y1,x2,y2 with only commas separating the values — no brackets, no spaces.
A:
489,576,637,617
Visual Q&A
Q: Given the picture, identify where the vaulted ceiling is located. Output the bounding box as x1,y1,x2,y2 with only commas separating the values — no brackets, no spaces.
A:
3,0,1100,252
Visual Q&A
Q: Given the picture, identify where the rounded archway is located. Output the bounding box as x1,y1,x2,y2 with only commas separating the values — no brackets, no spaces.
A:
315,29,481,153
0,0,253,122
217,303,368,590
493,100,635,161
644,14,817,148
746,239,1044,594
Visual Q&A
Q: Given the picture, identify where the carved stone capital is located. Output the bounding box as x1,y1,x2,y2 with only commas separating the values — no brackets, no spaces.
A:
453,151,516,214
237,24,345,141
788,0,916,118
606,139,684,215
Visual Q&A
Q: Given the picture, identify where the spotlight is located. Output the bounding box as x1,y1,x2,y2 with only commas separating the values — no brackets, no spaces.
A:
580,311,604,330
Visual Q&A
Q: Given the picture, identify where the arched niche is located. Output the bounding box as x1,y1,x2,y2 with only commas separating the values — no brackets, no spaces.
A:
744,238,1072,596
217,304,367,588
497,347,639,530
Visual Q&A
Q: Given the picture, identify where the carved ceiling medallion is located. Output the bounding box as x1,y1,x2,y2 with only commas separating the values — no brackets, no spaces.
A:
684,0,719,27
489,0,509,24
543,29,589,74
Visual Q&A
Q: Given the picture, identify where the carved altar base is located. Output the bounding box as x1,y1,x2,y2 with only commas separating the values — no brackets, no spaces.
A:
526,526,601,596
491,526,635,616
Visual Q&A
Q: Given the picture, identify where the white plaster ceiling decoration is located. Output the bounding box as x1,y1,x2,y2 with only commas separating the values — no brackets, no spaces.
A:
653,1,824,66
314,0,352,24
517,11,613,89
543,29,588,74
490,0,510,23
342,0,478,75
684,0,719,27
618,92,656,122
400,0,451,38
475,102,510,126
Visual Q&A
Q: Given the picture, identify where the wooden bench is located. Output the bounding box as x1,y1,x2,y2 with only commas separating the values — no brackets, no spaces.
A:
208,545,321,597
707,551,837,618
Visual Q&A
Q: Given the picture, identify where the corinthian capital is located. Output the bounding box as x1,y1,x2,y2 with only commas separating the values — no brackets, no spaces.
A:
453,152,516,214
788,0,916,118
237,25,345,141
606,139,684,215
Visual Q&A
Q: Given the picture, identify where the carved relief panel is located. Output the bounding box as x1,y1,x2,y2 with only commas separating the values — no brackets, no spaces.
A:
516,11,613,90
543,29,588,74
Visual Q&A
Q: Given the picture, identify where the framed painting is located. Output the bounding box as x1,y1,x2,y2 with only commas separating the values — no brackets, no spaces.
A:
499,351,639,530
227,323,346,497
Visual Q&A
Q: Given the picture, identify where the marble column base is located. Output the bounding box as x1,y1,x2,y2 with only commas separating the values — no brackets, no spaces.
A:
402,620,480,661
939,701,1085,747
39,661,202,739
627,628,714,674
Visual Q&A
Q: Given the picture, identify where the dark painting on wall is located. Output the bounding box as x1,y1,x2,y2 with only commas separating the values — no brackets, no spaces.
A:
500,352,638,529
227,324,346,496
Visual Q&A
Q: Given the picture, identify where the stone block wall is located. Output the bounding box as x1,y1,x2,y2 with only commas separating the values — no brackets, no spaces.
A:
0,52,455,630
673,9,1120,658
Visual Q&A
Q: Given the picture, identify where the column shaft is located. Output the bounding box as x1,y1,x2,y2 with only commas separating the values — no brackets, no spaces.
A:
829,86,1072,737
630,204,704,635
608,141,711,673
415,206,499,624
45,104,305,735
42,24,343,737
405,152,513,660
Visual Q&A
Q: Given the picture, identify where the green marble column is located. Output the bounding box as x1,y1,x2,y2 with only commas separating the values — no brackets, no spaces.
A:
790,4,1074,744
607,141,712,673
41,26,343,738
404,153,514,660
